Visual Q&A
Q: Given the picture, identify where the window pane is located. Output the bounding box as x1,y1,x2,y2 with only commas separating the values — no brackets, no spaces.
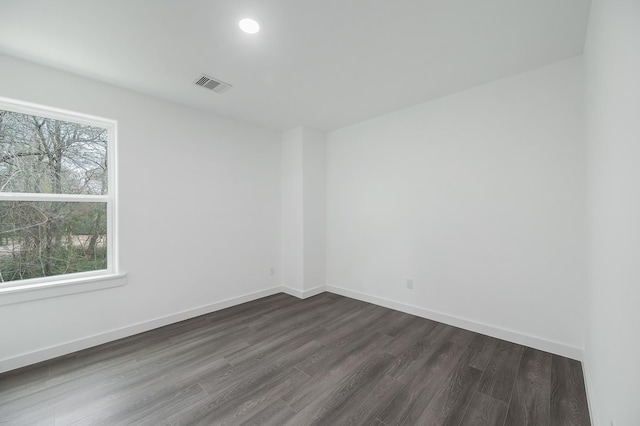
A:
0,110,108,195
0,201,107,282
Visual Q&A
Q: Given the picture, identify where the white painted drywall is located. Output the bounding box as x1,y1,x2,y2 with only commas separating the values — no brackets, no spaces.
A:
326,57,586,355
280,128,304,293
280,127,326,296
0,53,281,367
302,128,326,292
584,1,640,424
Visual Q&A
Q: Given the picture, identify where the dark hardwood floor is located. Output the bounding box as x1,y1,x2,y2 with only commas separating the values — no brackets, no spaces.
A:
0,292,591,425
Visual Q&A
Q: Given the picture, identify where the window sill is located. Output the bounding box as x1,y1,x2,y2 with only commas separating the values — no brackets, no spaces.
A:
0,273,127,306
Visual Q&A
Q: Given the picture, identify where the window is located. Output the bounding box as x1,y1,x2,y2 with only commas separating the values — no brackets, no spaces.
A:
0,97,120,298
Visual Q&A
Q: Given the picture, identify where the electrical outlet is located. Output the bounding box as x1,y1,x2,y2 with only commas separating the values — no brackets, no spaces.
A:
406,278,414,289
269,267,275,276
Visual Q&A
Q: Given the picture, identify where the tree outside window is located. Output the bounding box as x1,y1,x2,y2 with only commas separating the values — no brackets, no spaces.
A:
0,101,114,284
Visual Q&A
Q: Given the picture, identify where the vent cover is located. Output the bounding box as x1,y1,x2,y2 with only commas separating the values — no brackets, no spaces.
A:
194,74,232,94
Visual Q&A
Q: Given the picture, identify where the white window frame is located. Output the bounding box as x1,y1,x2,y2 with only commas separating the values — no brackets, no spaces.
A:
0,96,125,305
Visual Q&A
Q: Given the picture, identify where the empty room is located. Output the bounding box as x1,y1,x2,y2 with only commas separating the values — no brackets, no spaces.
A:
0,0,638,425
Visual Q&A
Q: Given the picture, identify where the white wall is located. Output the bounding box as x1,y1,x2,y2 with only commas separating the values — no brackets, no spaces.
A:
584,1,640,425
280,127,326,297
302,128,326,292
326,57,586,358
280,128,304,293
0,53,281,371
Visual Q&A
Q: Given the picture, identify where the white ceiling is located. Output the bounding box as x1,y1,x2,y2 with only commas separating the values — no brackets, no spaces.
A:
0,0,591,131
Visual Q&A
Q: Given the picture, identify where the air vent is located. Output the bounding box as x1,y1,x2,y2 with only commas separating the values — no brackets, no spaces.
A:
194,74,232,94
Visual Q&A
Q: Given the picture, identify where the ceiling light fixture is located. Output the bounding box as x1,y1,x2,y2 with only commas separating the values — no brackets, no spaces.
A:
239,18,260,34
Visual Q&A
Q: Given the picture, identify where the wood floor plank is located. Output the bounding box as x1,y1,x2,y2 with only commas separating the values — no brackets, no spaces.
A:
166,311,258,346
294,325,387,377
459,391,508,426
504,347,552,425
382,316,439,357
312,303,391,347
47,337,234,423
408,330,489,425
449,328,476,348
416,362,483,425
282,335,388,411
477,340,523,402
243,311,324,347
0,358,140,423
382,311,422,337
199,339,319,399
92,382,208,426
176,362,310,425
328,374,403,426
54,355,230,424
377,341,467,425
0,362,49,402
138,328,249,366
203,293,298,324
420,329,504,425
550,355,591,426
383,323,456,383
249,294,345,335
238,397,297,426
465,334,500,370
0,292,592,426
222,320,323,367
286,352,397,425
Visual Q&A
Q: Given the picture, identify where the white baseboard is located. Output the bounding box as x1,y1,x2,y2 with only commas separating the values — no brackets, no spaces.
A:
0,286,282,374
581,352,599,426
2,282,584,375
280,285,326,299
325,285,583,361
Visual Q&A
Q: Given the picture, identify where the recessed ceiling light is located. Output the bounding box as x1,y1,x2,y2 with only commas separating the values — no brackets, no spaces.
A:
239,18,260,34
